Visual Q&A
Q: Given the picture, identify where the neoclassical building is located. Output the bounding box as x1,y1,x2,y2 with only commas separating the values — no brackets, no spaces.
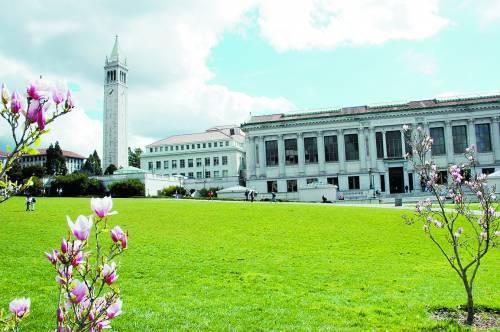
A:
141,125,246,190
241,95,500,197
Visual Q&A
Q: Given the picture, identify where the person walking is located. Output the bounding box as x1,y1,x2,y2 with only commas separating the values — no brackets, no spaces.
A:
244,190,249,201
31,196,36,211
250,191,255,203
25,195,31,211
271,191,276,203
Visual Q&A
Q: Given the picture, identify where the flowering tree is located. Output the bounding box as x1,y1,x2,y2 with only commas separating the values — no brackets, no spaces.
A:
45,196,128,331
403,125,499,325
0,298,30,331
0,79,74,203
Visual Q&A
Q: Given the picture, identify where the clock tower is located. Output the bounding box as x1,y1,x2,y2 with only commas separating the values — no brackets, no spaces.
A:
103,35,128,170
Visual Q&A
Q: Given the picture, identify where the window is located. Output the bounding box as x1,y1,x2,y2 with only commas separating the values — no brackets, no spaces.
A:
188,172,194,179
452,125,467,154
170,146,173,151
222,170,228,177
196,171,202,179
148,162,153,170
348,176,360,189
222,156,228,165
265,140,279,166
214,170,220,177
196,158,202,167
482,168,495,175
205,157,210,166
203,143,206,148
306,178,318,184
408,173,414,192
380,175,385,192
163,161,169,169
197,144,201,149
304,137,318,163
180,173,185,176
181,145,184,150
475,123,492,152
386,131,403,158
188,159,193,167
160,147,163,152
180,160,185,168
154,147,158,152
287,180,298,192
175,146,179,151
208,143,212,148
327,177,339,187
156,161,161,169
345,134,359,161
192,144,195,149
255,144,259,164
186,145,189,150
324,135,338,162
267,180,277,193
172,160,177,169
205,171,211,178
225,141,229,146
430,127,446,155
285,139,298,165
214,157,219,166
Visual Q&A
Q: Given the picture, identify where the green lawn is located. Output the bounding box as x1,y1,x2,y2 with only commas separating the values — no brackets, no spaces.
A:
0,197,498,331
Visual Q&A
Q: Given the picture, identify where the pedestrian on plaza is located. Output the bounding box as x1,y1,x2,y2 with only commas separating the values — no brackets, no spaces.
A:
244,190,249,201
271,191,276,203
250,191,255,203
25,194,31,211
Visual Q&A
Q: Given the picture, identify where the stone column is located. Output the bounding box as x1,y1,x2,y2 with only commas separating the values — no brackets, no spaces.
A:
258,136,266,178
444,120,454,164
317,131,325,174
492,117,500,162
382,130,388,159
246,136,255,179
369,128,377,170
297,133,305,175
337,129,346,173
400,130,406,158
358,127,367,171
277,134,286,177
467,119,476,148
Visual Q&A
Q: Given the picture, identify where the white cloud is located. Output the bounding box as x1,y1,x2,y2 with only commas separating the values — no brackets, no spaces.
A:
257,0,449,51
475,0,500,25
403,50,437,76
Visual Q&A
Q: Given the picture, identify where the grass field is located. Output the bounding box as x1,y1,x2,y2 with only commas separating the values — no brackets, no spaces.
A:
0,197,498,331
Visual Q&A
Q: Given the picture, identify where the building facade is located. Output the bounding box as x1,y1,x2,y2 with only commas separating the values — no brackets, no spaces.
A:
0,151,7,167
103,35,128,170
140,126,246,190
19,149,85,174
241,95,500,198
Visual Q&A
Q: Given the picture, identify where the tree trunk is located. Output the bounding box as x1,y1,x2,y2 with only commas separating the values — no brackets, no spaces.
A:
466,286,474,325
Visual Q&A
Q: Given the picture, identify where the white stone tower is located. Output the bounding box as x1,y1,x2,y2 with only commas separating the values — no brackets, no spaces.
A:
103,35,128,170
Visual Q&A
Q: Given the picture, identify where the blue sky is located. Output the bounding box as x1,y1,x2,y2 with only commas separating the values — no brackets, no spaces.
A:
0,0,499,156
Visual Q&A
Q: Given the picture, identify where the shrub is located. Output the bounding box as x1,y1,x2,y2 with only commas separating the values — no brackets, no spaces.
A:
160,186,186,197
109,179,145,197
49,173,105,196
199,187,222,197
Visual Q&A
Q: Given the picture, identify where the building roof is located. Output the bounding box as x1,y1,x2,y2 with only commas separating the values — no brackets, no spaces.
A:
110,35,120,61
243,94,500,126
148,127,244,147
114,166,147,175
0,151,7,158
22,149,85,159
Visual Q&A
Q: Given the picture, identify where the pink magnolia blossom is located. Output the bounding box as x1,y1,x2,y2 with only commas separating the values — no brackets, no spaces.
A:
10,91,22,113
71,250,84,267
45,249,59,265
26,83,41,100
56,265,73,285
26,99,50,129
120,232,128,249
9,298,30,318
97,320,111,330
61,238,68,253
110,226,124,243
65,90,75,110
57,307,64,322
101,262,118,285
52,83,66,105
1,83,10,105
70,281,88,304
91,196,117,218
106,299,122,319
67,215,93,241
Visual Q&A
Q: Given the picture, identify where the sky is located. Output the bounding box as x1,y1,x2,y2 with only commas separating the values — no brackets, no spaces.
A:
0,0,499,157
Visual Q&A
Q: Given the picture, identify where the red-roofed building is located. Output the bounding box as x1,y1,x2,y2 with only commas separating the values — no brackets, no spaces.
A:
20,149,86,173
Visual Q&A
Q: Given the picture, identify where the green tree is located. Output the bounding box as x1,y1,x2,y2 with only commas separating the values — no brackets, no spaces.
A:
82,150,102,176
21,164,46,179
128,147,142,168
104,164,117,175
46,141,67,175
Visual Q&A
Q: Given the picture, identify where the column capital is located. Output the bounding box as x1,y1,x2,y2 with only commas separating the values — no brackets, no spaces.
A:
277,133,284,139
297,132,303,138
467,118,475,124
445,120,452,126
316,130,323,136
493,116,500,123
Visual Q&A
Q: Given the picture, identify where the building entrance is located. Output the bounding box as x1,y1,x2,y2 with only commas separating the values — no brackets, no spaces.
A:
389,167,404,194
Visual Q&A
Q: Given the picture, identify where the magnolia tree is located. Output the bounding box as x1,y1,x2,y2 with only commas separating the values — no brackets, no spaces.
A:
47,197,128,331
403,124,499,325
0,79,74,203
0,196,128,331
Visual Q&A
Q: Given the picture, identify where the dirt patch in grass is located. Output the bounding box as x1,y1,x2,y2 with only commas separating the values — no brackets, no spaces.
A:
431,306,499,330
